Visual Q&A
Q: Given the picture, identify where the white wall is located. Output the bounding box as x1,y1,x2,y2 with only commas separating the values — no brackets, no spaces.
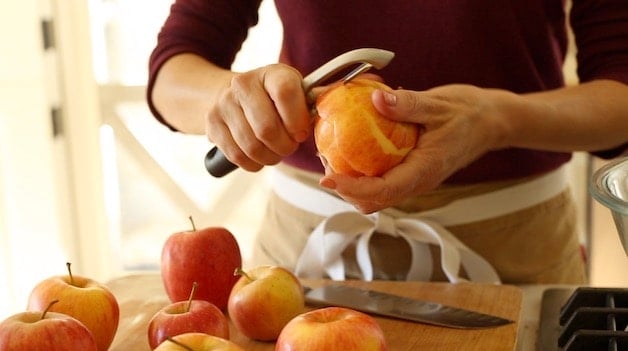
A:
0,0,73,317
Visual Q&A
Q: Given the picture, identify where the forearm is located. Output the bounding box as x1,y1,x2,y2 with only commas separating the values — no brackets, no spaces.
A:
504,79,628,153
151,53,234,135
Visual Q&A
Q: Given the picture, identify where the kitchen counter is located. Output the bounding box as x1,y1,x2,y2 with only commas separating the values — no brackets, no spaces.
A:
106,274,524,350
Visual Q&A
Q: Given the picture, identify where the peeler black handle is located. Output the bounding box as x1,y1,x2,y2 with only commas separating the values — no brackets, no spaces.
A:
204,146,237,177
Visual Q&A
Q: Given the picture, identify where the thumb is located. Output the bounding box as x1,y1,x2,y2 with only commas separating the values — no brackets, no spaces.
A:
371,89,429,124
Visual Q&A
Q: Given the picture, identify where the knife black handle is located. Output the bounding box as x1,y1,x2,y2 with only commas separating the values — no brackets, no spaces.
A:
204,146,238,177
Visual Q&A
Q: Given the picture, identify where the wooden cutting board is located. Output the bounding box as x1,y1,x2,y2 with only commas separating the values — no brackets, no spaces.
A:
107,274,521,351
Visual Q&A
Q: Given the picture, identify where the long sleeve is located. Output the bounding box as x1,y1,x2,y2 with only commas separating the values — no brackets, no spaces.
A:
571,0,628,158
147,0,262,130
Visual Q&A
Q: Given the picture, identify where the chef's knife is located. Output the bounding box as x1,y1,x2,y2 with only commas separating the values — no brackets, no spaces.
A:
304,284,514,329
204,48,395,177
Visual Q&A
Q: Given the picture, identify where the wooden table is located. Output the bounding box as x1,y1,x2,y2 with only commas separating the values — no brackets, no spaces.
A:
107,274,522,350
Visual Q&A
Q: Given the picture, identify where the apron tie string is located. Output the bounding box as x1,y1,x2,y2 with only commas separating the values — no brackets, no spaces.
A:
272,165,568,284
295,211,500,283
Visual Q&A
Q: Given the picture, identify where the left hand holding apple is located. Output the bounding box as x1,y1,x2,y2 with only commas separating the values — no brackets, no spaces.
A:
321,84,506,214
26,262,119,351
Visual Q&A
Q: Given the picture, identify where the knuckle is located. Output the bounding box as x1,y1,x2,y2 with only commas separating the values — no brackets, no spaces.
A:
403,91,425,114
238,139,264,159
227,151,248,166
255,122,281,143
266,66,302,98
240,139,283,165
230,72,253,90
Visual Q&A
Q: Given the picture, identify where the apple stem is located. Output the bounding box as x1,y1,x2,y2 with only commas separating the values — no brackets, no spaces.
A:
41,299,59,320
66,262,74,286
188,216,196,231
233,267,253,281
166,337,194,351
186,282,198,313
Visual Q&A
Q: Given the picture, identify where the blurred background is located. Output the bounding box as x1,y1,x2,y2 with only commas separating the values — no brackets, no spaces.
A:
1,0,626,318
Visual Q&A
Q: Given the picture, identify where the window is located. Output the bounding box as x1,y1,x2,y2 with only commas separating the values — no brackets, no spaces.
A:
88,0,282,270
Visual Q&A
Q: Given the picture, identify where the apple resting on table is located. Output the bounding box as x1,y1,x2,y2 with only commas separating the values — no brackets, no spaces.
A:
228,265,305,341
275,306,388,351
148,282,230,350
0,300,98,351
26,262,119,351
314,78,420,177
161,218,242,311
154,333,244,351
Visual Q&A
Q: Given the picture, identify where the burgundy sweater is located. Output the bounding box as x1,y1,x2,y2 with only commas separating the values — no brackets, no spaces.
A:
148,0,628,184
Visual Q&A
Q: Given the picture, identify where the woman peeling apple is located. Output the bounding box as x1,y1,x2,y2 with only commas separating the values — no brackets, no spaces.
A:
147,1,628,285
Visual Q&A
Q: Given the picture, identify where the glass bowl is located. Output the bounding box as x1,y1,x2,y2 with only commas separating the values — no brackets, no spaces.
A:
590,156,628,255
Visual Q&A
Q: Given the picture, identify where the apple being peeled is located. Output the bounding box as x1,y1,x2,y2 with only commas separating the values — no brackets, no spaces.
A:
154,333,243,351
26,263,119,351
228,265,305,341
148,282,229,349
276,306,388,351
161,218,241,311
0,300,98,351
314,78,419,177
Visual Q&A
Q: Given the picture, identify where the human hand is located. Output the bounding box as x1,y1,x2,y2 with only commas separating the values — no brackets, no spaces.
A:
319,84,512,213
205,64,312,172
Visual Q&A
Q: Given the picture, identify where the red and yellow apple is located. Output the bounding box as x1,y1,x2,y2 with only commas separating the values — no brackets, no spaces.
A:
227,265,305,341
161,218,242,311
314,78,419,177
26,263,119,351
275,306,388,351
0,300,98,351
153,333,243,351
148,282,230,350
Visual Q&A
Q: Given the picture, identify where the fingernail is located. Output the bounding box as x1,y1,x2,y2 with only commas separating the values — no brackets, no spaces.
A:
382,90,397,106
320,178,336,189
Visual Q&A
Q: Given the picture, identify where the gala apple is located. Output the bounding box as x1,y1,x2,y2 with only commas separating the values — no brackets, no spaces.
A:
275,306,388,351
0,300,98,351
314,78,419,177
161,219,242,311
148,282,230,349
227,265,305,341
26,263,119,351
154,333,244,351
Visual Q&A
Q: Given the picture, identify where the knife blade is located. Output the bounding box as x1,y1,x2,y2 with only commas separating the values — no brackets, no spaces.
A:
204,48,395,177
303,284,514,329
